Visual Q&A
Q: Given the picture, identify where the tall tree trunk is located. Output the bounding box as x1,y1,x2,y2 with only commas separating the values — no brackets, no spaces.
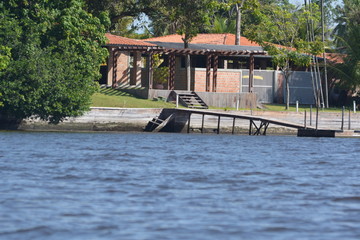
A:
321,0,329,108
285,73,290,110
235,3,241,45
235,1,245,45
283,64,291,110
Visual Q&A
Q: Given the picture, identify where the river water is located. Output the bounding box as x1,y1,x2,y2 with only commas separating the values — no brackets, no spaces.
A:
1,131,360,240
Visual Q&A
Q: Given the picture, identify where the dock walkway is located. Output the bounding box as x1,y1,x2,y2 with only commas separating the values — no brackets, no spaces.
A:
146,108,359,137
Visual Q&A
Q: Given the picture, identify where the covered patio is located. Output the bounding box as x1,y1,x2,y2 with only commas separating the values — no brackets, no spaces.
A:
105,33,268,93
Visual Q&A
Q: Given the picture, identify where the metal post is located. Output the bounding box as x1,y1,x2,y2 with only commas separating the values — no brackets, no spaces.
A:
316,105,319,130
341,106,344,131
217,115,221,134
296,101,299,113
348,109,351,130
310,105,312,126
354,101,356,113
304,110,307,128
201,114,205,133
236,97,239,111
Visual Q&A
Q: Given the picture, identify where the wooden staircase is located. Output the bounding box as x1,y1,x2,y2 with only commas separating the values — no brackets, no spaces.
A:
177,92,208,109
143,114,174,132
143,116,164,132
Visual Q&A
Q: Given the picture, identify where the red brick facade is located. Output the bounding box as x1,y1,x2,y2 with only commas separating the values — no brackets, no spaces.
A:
194,69,242,93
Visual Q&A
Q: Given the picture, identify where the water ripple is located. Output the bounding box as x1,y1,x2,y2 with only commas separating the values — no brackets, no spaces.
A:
1,132,360,239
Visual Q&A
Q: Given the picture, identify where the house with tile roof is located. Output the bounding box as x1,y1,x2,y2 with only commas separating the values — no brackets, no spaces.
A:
103,33,337,107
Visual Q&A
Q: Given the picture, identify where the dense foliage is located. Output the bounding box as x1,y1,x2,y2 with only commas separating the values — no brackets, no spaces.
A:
332,0,360,90
245,2,323,108
0,0,109,123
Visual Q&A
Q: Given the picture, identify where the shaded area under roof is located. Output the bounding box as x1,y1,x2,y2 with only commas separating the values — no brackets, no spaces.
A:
147,41,267,55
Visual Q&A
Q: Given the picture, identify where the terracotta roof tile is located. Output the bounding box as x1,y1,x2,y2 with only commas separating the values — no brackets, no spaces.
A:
144,33,260,47
325,53,345,64
105,33,156,47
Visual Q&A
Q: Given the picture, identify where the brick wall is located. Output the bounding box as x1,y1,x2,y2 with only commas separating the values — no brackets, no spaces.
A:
193,68,242,93
115,52,130,87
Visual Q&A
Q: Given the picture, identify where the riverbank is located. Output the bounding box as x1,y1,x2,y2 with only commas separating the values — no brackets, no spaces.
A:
3,107,359,135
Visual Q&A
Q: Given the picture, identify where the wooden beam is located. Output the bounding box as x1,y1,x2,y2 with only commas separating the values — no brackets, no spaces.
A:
206,54,211,92
249,54,254,92
168,53,176,90
201,114,205,133
213,55,218,92
232,117,236,134
112,50,119,88
148,52,154,89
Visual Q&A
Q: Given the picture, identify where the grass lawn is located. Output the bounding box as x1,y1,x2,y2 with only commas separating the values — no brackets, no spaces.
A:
91,88,346,112
91,88,176,108
262,104,344,112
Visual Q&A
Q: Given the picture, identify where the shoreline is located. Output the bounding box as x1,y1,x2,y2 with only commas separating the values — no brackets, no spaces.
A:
1,107,359,135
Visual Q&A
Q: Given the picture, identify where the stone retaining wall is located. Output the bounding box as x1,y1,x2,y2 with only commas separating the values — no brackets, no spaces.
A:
3,108,360,134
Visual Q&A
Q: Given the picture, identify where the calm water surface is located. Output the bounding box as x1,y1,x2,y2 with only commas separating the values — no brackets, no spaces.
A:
1,132,360,240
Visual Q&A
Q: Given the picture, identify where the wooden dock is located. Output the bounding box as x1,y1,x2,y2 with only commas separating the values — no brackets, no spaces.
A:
179,108,312,135
144,108,359,138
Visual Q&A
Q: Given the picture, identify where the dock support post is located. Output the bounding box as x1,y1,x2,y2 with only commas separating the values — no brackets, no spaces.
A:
348,109,351,130
232,117,236,134
304,110,307,128
341,106,344,130
316,105,319,130
310,105,312,126
201,114,205,133
217,116,221,134
249,120,253,135
187,113,191,133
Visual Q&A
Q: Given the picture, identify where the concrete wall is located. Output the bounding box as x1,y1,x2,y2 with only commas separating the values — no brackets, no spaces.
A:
13,108,163,132
196,92,256,109
242,70,275,103
147,90,256,109
241,70,315,104
6,108,360,134
288,71,315,105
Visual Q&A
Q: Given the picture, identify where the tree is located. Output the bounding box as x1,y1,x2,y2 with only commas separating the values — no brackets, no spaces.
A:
154,0,217,90
245,2,323,109
84,0,160,36
331,0,360,90
0,0,109,123
209,15,236,33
